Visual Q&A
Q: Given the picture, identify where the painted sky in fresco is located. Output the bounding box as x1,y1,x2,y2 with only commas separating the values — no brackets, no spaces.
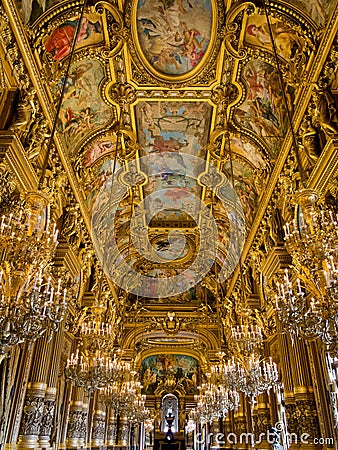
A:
136,0,212,75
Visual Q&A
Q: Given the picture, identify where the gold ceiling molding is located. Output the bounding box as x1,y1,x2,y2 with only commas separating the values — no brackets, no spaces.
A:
307,138,338,194
121,325,219,353
0,131,38,191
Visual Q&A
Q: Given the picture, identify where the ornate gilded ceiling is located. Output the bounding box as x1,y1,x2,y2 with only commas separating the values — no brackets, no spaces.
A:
2,0,338,357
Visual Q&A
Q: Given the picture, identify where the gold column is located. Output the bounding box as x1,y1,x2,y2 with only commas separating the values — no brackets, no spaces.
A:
91,397,106,447
66,387,85,449
306,341,337,448
17,335,53,450
39,326,64,450
107,409,117,446
4,342,35,445
119,415,129,446
253,393,271,450
284,339,322,449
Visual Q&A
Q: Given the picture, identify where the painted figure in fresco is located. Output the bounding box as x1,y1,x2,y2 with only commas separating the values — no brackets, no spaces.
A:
295,0,326,24
84,139,115,167
19,0,46,24
137,0,211,75
44,16,102,61
246,20,303,63
180,21,207,67
59,59,112,147
149,135,189,168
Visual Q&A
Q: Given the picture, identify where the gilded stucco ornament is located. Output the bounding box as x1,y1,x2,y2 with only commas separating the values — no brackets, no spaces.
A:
95,1,125,59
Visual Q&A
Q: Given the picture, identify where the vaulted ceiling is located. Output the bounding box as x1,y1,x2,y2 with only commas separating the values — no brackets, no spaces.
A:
3,0,338,359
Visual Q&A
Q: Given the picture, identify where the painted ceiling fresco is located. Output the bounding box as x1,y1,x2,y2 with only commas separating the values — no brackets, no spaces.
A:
15,0,330,304
135,0,213,75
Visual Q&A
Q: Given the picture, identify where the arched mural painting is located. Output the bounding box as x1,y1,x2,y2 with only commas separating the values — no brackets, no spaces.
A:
141,354,200,394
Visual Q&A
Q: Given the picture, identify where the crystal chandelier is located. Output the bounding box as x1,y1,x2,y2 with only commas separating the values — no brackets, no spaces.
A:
100,375,150,422
276,268,338,353
192,372,240,424
279,189,338,350
0,269,66,357
216,354,278,405
230,322,263,354
0,192,59,270
80,317,115,354
283,190,337,273
65,349,128,396
0,191,66,359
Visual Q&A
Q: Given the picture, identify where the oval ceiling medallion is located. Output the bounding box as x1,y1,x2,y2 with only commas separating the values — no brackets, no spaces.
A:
134,0,215,80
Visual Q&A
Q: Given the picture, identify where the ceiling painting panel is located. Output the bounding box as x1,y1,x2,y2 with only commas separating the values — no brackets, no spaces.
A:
223,159,259,226
83,134,118,168
135,0,213,77
14,0,63,24
85,155,122,212
233,58,290,159
230,135,267,170
285,0,334,25
58,58,113,151
136,101,212,225
43,14,104,61
244,13,307,68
